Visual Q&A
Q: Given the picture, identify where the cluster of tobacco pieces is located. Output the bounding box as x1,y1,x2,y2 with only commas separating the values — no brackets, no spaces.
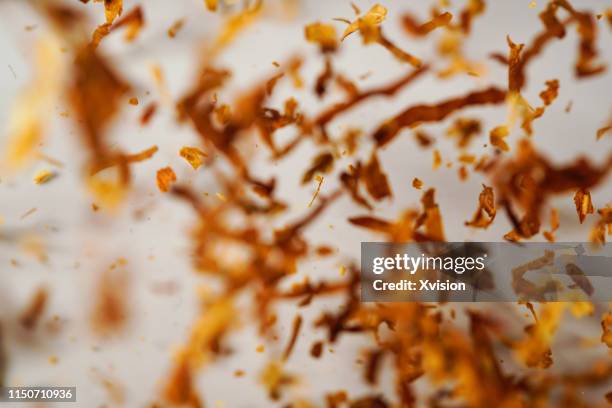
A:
2,0,612,407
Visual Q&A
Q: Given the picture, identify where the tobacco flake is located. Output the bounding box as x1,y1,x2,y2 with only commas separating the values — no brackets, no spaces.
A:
157,167,177,192
573,188,594,224
465,184,496,228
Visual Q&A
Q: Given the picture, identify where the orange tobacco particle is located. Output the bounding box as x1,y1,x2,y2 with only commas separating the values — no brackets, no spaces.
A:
458,165,469,181
432,149,442,169
179,147,207,170
140,102,157,126
302,152,334,184
156,167,177,192
204,0,218,12
341,4,387,41
539,79,559,106
92,5,144,48
489,125,509,151
363,151,392,200
416,188,445,241
341,4,421,67
401,11,453,36
412,178,423,189
33,169,55,184
447,118,481,148
128,97,138,105
304,23,338,52
167,18,185,38
465,184,496,228
112,6,144,42
597,125,612,140
573,188,594,224
543,208,559,242
19,287,48,329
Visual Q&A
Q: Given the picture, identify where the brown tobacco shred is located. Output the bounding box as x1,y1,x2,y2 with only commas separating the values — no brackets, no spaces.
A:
597,125,612,140
363,152,392,200
557,0,607,77
204,0,217,12
326,391,348,408
91,5,143,48
335,74,359,98
140,102,157,125
91,266,129,336
305,22,338,53
156,167,177,192
100,0,123,23
110,6,144,41
488,52,508,65
543,208,559,242
402,12,453,36
414,130,434,147
168,18,185,38
511,251,556,302
308,176,324,208
69,46,134,189
412,178,423,189
315,57,334,97
458,165,469,181
163,357,203,407
314,65,428,139
341,4,422,67
573,188,594,223
459,0,486,34
590,206,612,244
506,36,525,94
539,79,559,105
266,72,284,96
447,117,481,148
364,349,384,385
415,188,446,241
341,4,387,41
180,147,208,170
282,315,303,361
310,341,323,358
492,139,611,239
19,287,48,329
340,163,373,210
89,145,159,176
465,184,496,228
565,263,594,296
432,149,442,170
302,152,334,184
375,31,422,67
348,216,392,234
20,207,37,220
518,79,560,136
489,125,509,152
348,395,390,408
510,3,566,92
373,87,506,147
